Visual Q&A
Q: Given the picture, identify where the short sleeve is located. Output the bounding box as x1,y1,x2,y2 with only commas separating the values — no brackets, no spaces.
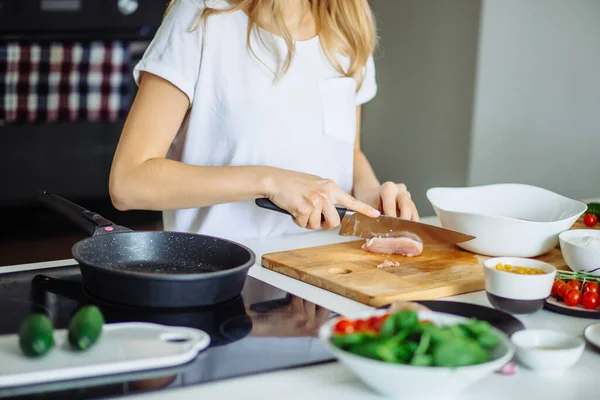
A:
356,55,377,105
133,0,204,104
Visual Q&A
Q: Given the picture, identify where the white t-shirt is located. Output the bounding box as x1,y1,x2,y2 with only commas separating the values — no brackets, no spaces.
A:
133,0,377,241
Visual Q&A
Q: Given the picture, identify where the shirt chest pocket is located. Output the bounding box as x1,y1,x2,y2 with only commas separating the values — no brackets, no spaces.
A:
318,77,357,144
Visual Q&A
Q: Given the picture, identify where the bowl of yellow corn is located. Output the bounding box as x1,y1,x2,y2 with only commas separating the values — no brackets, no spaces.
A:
483,257,557,315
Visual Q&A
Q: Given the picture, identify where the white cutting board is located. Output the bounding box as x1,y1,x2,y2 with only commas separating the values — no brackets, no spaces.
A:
0,322,210,388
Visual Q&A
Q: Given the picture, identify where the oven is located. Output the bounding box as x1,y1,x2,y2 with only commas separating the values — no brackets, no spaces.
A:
0,0,166,238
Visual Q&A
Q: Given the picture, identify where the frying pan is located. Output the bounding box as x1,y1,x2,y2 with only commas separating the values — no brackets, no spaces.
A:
40,192,256,308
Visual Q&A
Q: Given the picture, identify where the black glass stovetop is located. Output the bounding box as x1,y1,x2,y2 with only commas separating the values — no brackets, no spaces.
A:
0,264,338,399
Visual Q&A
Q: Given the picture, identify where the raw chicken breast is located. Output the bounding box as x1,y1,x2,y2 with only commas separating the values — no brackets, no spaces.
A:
376,260,402,269
362,233,423,257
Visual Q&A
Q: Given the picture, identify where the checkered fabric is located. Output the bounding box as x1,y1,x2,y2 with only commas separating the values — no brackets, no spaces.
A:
0,41,131,125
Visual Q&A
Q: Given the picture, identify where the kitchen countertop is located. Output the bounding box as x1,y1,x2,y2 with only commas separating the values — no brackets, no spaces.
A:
4,214,600,400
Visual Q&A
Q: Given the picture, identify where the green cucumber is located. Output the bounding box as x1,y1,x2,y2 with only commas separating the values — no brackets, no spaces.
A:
19,314,54,357
586,202,600,217
68,305,104,350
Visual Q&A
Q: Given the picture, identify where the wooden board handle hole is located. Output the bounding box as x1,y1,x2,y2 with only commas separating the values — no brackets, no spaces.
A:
328,268,352,275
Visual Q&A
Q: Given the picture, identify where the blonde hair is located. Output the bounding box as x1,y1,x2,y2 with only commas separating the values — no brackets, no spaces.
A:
165,0,377,89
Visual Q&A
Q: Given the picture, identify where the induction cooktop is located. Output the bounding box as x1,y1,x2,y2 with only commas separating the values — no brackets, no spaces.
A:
0,263,337,399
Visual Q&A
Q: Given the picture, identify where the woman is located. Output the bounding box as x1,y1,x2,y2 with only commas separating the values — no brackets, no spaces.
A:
109,0,419,241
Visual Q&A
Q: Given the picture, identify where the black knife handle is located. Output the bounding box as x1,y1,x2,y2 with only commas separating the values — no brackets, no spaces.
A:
255,198,347,221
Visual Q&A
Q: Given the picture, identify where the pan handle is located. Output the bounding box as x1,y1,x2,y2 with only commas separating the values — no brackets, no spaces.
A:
32,274,85,303
39,191,131,236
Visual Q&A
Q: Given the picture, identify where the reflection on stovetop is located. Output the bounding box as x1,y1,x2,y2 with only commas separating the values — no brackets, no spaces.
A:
0,265,336,399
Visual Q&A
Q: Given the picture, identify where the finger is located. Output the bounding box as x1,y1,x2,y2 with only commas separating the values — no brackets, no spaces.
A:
291,203,311,228
335,191,380,218
381,183,398,217
315,306,330,324
292,214,309,228
321,201,341,230
307,206,322,230
290,295,304,313
412,206,420,222
303,301,316,324
396,194,414,220
399,203,414,220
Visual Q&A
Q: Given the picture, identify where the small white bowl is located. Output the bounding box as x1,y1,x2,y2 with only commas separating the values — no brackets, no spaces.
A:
319,310,515,400
511,330,584,374
426,184,586,257
559,229,600,276
483,257,557,314
584,322,600,351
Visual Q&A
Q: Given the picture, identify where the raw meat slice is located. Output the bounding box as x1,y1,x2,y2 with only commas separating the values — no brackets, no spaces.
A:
376,260,401,269
362,234,423,257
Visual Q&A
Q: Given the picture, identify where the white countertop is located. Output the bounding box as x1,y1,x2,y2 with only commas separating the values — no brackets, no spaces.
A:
4,215,600,400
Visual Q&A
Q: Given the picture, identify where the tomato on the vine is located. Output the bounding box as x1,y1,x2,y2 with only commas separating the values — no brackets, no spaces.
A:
584,282,599,294
564,288,582,307
334,319,355,334
557,283,572,298
567,280,582,291
552,280,565,296
584,213,598,227
582,291,599,310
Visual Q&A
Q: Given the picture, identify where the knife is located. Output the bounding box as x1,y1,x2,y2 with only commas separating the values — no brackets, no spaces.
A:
254,198,475,245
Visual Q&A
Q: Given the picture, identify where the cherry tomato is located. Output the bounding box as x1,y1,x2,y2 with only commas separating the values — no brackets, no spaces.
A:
334,319,355,334
584,213,598,227
557,283,572,298
567,280,582,291
354,319,372,332
581,291,599,310
367,315,389,332
552,280,565,296
584,282,599,294
564,288,582,307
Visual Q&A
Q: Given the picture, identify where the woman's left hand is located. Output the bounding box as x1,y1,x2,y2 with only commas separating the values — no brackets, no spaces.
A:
356,182,420,221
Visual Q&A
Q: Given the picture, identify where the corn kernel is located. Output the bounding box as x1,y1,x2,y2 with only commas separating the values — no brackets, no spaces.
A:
494,263,544,275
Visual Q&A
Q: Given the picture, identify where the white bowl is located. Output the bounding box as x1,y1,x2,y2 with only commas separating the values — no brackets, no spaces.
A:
483,257,556,314
426,184,586,257
511,329,584,374
319,310,515,400
559,229,600,276
584,322,600,351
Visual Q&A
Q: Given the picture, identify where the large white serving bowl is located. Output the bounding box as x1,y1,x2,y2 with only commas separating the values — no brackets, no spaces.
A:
318,310,515,400
426,184,586,257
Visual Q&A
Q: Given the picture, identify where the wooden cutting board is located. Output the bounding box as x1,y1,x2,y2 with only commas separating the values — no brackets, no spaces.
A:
262,214,596,307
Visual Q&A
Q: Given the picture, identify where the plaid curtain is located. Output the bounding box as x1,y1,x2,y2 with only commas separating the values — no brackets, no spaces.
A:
0,41,131,125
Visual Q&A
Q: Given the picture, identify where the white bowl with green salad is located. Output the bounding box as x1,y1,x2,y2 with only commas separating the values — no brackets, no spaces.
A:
318,309,515,400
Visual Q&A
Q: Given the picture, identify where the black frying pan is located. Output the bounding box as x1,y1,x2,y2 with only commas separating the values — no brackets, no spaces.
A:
40,192,256,308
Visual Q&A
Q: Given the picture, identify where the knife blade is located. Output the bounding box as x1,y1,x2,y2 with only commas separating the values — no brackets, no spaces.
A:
254,198,475,245
338,211,475,245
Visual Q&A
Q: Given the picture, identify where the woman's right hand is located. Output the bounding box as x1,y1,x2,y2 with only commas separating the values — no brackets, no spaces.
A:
264,168,380,230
